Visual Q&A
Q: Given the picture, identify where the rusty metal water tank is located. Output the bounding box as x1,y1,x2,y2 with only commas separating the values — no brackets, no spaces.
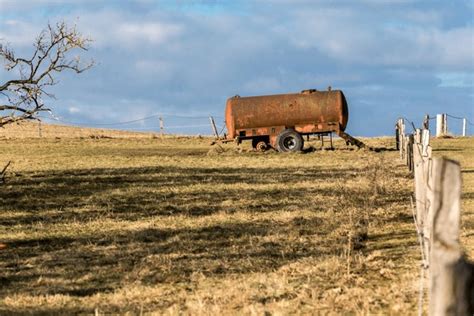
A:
225,89,349,140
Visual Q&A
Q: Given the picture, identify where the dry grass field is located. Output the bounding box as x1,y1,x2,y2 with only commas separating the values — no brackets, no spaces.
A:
0,124,473,314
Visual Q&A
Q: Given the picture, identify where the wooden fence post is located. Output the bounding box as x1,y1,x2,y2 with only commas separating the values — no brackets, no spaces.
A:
396,121,400,151
413,130,424,229
414,128,421,143
421,129,430,157
407,134,414,172
413,128,432,252
159,117,164,139
423,114,430,130
428,158,474,315
398,118,406,159
404,135,409,165
436,114,443,137
38,120,42,138
443,113,448,135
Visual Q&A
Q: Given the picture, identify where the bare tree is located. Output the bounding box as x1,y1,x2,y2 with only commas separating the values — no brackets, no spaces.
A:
0,21,94,127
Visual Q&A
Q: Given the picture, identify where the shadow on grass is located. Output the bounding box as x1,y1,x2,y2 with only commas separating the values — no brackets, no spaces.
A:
369,147,398,152
432,148,465,152
0,165,367,222
1,218,334,297
0,163,413,313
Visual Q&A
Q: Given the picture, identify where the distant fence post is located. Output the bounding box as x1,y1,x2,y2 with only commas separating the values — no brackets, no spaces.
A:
443,113,448,135
397,118,406,159
436,114,444,137
462,118,467,137
159,117,164,139
428,158,474,315
413,130,424,228
38,120,42,138
407,134,414,172
396,121,400,150
423,114,430,130
404,137,410,165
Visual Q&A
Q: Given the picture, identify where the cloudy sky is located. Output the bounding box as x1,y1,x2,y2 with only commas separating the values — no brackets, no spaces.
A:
0,0,473,136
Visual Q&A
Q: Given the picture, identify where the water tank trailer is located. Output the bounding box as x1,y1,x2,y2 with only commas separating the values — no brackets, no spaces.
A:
224,88,365,152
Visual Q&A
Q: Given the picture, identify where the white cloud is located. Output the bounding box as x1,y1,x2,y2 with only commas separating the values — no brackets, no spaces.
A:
242,77,282,94
118,22,182,45
0,20,40,46
134,60,175,76
64,11,185,51
281,7,473,70
68,106,81,114
0,0,98,10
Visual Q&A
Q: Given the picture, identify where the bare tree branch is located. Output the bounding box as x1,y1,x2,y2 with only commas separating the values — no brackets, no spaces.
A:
0,21,94,127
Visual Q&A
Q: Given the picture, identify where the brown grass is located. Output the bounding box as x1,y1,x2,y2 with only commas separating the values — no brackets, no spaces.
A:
0,121,159,139
0,123,472,314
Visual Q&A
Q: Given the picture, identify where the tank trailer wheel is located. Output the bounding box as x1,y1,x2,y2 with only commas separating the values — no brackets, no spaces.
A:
276,129,304,152
252,138,269,152
255,141,268,152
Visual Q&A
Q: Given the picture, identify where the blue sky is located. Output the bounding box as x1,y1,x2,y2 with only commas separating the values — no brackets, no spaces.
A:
0,0,473,136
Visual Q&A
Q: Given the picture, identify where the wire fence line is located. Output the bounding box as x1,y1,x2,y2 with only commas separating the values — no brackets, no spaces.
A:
400,114,474,127
396,118,474,314
114,124,215,130
39,113,224,126
41,113,438,131
2,111,471,139
446,113,474,126
34,112,227,136
400,113,473,136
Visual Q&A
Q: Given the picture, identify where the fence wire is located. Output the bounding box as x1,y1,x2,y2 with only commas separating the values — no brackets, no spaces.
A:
33,112,226,137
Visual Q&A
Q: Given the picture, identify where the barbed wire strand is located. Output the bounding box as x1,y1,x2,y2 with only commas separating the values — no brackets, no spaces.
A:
398,116,417,132
445,114,474,126
39,113,224,127
400,114,474,130
446,114,465,120
37,115,223,133
30,111,474,133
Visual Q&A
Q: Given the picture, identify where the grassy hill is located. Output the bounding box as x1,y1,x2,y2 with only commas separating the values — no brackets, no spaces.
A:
0,124,472,314
0,121,159,139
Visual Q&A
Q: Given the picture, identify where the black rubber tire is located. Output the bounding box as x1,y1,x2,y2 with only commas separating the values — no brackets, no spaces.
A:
276,129,304,152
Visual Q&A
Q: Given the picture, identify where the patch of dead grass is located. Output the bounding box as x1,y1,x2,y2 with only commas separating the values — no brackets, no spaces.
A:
0,135,472,314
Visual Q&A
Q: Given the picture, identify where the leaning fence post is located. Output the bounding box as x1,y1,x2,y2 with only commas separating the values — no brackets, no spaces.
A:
209,116,219,139
428,158,474,315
